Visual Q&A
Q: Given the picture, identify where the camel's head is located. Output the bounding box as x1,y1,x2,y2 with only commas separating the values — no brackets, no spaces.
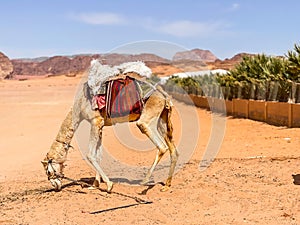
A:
41,159,64,191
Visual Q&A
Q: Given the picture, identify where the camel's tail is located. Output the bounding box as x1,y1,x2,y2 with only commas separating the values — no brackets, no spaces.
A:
155,85,174,141
161,89,173,141
166,105,173,141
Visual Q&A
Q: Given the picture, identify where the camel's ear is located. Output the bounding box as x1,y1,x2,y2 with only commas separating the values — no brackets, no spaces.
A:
41,160,48,167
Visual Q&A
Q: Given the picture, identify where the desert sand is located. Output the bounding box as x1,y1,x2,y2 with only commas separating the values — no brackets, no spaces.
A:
1,75,300,225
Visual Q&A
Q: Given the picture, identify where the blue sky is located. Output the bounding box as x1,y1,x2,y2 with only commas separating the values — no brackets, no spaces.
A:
0,0,299,59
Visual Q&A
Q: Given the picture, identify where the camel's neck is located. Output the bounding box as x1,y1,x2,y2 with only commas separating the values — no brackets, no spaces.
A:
46,109,75,163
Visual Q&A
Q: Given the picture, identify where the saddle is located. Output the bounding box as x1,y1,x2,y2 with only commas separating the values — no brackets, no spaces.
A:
91,76,144,118
106,76,143,118
87,60,155,119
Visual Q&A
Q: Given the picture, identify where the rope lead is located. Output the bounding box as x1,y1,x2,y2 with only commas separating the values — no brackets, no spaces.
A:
62,176,153,205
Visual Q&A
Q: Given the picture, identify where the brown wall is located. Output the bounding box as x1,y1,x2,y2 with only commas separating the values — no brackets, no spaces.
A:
170,92,300,128
189,94,209,109
292,104,300,127
211,98,226,114
266,102,290,126
233,99,248,118
248,100,266,122
225,100,233,115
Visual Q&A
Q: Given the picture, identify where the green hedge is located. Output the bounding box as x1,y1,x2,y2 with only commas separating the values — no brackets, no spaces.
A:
165,43,300,103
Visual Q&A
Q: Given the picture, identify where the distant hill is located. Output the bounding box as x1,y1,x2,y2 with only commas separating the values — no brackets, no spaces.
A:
12,55,98,77
14,56,49,63
207,53,257,70
0,51,13,79
11,53,171,77
173,48,218,62
0,49,260,79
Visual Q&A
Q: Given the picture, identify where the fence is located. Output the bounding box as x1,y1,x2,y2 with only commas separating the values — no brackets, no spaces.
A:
170,92,300,128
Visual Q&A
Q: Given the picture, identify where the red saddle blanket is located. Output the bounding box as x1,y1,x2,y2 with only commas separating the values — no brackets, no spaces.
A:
105,77,143,118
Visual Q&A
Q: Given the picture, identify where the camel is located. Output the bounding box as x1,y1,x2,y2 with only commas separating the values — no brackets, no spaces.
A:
41,61,179,192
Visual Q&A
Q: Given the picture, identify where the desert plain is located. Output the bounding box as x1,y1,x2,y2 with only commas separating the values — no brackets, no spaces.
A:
1,74,300,225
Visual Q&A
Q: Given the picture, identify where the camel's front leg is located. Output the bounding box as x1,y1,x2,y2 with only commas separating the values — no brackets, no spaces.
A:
92,145,105,188
86,118,113,192
92,173,102,188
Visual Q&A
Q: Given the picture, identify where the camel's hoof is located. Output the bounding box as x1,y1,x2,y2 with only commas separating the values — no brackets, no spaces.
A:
140,178,150,186
92,179,100,188
106,181,113,193
160,186,170,192
87,186,97,190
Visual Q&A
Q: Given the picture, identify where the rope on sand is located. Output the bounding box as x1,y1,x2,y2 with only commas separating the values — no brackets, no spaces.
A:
62,176,153,214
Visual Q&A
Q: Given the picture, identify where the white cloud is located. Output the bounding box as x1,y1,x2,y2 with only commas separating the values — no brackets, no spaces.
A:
71,12,126,25
153,20,230,38
69,12,232,38
230,3,240,11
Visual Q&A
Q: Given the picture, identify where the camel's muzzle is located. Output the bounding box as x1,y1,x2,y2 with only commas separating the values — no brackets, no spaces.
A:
42,159,63,191
49,178,62,191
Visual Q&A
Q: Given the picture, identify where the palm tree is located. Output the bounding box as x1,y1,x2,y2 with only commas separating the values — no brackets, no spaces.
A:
286,43,300,82
165,44,300,102
227,54,289,101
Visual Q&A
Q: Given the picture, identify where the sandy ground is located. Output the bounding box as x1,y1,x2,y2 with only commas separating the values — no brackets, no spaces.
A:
1,75,300,225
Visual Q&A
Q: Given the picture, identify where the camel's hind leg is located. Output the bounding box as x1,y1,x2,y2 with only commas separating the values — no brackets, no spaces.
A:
137,94,178,191
87,117,113,192
159,108,179,191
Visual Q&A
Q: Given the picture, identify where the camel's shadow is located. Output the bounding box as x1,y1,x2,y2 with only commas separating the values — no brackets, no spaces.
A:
292,174,300,185
79,177,153,186
54,177,162,195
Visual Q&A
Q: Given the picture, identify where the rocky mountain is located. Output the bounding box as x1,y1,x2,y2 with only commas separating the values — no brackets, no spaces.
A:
0,52,13,79
100,53,170,66
11,53,170,77
173,48,218,62
207,53,256,70
12,54,100,77
0,49,257,79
